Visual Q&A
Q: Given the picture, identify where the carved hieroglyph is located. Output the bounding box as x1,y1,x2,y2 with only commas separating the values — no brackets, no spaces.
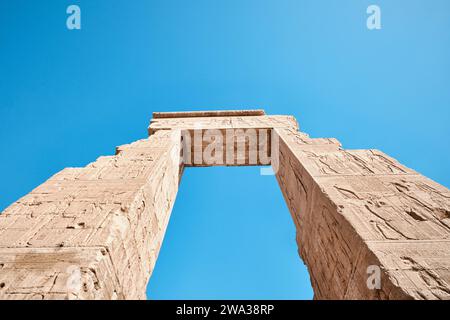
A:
0,110,449,300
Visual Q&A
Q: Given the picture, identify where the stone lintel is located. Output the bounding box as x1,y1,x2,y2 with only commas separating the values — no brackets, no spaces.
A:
152,109,266,119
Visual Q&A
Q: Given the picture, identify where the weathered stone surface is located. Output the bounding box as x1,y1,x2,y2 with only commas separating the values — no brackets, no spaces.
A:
0,247,120,300
148,114,298,135
1,110,449,300
0,130,181,299
274,127,450,299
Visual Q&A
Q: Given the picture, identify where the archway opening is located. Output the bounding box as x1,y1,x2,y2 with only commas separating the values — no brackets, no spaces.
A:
147,166,313,299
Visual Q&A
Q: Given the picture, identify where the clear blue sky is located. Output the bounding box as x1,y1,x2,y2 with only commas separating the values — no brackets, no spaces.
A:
0,1,449,299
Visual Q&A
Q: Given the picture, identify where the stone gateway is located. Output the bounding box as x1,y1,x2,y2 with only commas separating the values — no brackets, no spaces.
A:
0,110,449,300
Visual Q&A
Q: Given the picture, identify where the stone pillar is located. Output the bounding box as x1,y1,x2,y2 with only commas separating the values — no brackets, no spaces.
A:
274,127,450,299
0,130,182,299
